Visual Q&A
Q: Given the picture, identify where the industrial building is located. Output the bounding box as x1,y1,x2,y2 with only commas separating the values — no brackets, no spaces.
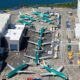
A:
75,23,80,39
0,13,11,47
75,0,80,51
75,0,80,39
5,25,25,52
0,13,11,72
0,13,26,52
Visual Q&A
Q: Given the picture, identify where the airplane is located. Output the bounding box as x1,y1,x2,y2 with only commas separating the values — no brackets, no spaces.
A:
24,49,52,65
42,17,52,24
18,19,33,26
32,8,41,16
40,61,68,80
6,63,35,78
34,12,49,18
38,12,50,18
32,8,49,18
29,27,52,38
33,11,41,16
19,11,35,21
28,38,52,50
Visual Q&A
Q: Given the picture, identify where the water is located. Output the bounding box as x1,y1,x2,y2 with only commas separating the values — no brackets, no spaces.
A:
0,0,75,9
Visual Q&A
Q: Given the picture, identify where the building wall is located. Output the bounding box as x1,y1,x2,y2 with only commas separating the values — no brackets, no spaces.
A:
0,34,1,47
0,15,11,48
19,27,27,50
77,0,80,23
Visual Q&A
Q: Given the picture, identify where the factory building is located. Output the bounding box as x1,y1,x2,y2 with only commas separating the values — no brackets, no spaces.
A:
5,25,25,52
0,13,11,71
75,0,80,39
0,13,11,47
75,23,80,39
0,13,26,52
75,0,80,51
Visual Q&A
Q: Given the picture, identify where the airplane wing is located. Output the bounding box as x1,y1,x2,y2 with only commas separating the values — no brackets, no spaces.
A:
17,71,36,74
39,56,52,59
40,66,64,76
44,31,52,34
28,41,38,45
40,73,53,76
7,64,15,70
42,42,51,46
24,55,35,59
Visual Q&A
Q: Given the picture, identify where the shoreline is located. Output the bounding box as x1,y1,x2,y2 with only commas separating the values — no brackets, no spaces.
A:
42,2,77,8
0,1,77,11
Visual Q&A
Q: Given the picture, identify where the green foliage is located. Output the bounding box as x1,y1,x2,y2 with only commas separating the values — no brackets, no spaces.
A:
39,2,77,8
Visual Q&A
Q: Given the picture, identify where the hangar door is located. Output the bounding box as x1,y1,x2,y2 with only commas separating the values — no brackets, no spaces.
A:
10,44,18,51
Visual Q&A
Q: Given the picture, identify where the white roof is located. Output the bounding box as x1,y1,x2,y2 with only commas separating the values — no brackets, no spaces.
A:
0,13,11,33
78,0,80,8
75,23,80,39
79,41,80,50
5,25,25,41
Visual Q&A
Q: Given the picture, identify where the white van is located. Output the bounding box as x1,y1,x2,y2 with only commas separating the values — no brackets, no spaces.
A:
54,45,59,51
54,51,58,59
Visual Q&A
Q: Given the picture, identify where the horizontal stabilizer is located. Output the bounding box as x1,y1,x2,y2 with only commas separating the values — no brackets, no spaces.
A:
7,64,15,70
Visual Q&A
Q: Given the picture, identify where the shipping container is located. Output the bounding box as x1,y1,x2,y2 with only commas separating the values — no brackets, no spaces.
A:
68,51,73,60
67,45,71,51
